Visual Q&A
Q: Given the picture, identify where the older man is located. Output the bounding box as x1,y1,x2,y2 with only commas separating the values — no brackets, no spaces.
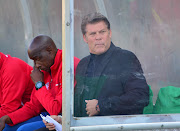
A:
74,12,149,117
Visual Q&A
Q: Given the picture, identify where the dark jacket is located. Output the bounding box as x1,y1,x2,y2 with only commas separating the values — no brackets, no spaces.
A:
74,43,149,117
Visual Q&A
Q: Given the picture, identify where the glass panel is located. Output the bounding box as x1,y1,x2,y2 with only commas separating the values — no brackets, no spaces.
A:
0,0,26,61
104,0,180,102
74,0,180,117
0,0,62,62
74,0,96,59
27,0,62,49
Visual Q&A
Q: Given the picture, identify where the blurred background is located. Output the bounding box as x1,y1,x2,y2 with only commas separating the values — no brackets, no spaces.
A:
0,0,180,104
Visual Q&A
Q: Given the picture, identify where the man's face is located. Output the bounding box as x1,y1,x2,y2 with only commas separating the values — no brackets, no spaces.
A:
29,50,54,72
83,21,112,55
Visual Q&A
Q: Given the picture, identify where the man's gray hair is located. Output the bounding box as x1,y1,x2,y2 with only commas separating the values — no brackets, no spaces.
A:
81,12,110,35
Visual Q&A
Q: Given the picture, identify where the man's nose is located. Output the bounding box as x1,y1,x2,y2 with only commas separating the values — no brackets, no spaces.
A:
95,33,102,40
35,63,41,69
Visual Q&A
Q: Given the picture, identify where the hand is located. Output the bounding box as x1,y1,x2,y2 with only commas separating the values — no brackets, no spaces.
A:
43,115,62,130
30,66,44,84
0,115,12,131
85,99,99,116
0,118,5,131
51,115,62,124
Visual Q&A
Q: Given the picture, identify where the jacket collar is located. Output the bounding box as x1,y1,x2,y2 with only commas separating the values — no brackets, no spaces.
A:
0,52,7,70
50,49,62,76
82,42,116,76
93,42,116,75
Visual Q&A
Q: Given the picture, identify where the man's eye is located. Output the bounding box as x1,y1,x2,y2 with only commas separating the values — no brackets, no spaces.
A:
90,33,96,36
100,30,106,34
35,57,40,61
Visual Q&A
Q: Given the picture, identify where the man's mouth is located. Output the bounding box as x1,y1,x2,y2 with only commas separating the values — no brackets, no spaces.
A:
38,67,42,71
95,43,104,46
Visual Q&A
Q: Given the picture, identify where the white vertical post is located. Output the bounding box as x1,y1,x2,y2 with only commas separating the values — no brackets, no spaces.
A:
62,0,74,131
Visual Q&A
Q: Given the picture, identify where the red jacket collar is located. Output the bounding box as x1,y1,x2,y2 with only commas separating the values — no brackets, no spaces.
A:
50,49,62,78
0,52,7,70
50,49,62,71
41,49,62,77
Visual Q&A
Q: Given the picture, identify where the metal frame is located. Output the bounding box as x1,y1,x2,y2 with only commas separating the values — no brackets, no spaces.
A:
70,122,180,131
62,0,74,130
70,114,180,130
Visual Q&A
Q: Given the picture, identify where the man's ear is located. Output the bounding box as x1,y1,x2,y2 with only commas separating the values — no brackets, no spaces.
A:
83,34,88,43
109,29,112,38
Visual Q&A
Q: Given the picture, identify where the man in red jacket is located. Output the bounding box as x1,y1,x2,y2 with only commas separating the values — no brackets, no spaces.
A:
0,35,80,131
0,52,34,118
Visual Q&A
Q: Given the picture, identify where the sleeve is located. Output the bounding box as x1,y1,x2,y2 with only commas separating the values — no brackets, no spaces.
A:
34,86,62,115
21,75,35,105
98,52,149,115
8,88,44,125
0,62,32,118
34,57,80,115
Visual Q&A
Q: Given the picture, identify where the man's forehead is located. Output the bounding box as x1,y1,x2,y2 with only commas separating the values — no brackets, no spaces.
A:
28,47,42,58
87,21,106,27
86,22,108,32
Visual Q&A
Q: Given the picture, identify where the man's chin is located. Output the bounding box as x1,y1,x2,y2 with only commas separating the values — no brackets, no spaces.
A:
95,49,106,55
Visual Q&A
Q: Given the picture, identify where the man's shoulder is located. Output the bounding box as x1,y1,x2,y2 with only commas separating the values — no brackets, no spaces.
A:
78,55,90,65
76,55,90,74
113,46,137,60
4,56,31,70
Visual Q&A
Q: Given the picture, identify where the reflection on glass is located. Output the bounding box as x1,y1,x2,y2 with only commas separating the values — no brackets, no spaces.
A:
74,0,180,116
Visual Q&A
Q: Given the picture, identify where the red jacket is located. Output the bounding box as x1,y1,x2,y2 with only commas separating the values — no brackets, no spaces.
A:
0,52,34,118
8,49,80,125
